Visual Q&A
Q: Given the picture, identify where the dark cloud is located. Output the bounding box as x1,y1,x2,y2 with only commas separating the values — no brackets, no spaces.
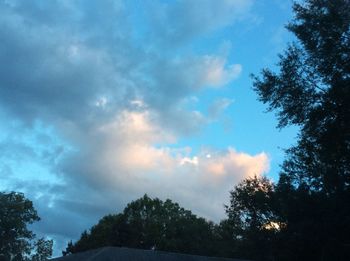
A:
0,0,245,131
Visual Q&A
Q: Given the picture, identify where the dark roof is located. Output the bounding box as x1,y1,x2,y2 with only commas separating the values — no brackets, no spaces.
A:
51,247,249,261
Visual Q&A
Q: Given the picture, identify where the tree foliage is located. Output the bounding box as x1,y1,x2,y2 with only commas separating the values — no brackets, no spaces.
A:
225,176,280,260
253,0,350,193
30,239,53,261
251,0,350,259
0,192,39,259
63,195,220,257
0,192,53,261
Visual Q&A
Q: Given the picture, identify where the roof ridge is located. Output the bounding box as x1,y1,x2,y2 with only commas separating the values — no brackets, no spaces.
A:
86,247,110,261
51,246,251,261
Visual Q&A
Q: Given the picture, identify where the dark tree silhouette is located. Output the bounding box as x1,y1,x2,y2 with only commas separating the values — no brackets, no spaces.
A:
0,191,53,261
225,176,279,260
252,0,350,259
63,195,220,257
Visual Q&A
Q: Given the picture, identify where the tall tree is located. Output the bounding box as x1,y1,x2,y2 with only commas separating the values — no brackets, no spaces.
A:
252,0,350,259
253,0,350,192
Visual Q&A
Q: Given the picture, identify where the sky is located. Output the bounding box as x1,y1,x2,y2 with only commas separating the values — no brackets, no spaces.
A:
0,0,297,256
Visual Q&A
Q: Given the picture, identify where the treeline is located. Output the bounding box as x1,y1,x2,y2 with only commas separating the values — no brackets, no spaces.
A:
64,0,350,260
62,177,277,260
63,195,222,257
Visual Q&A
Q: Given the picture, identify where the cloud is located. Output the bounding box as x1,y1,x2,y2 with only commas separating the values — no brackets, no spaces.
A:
0,0,258,255
208,98,234,119
144,0,253,45
57,108,269,220
200,56,242,87
2,107,269,250
0,0,243,136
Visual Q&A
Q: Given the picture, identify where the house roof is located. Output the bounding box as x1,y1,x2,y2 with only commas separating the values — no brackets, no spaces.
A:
51,247,249,261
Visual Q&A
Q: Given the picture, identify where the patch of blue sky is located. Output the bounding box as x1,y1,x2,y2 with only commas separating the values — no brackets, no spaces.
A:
0,159,60,189
160,0,298,179
0,117,74,190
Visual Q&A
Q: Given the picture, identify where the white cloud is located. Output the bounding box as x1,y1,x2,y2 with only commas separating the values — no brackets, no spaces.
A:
208,98,234,119
58,108,269,221
201,56,242,87
180,156,199,166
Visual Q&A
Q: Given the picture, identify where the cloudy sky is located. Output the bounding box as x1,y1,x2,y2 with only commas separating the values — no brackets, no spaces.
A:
0,0,297,256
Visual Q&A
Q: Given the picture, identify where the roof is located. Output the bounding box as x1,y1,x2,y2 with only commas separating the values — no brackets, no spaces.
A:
51,247,249,261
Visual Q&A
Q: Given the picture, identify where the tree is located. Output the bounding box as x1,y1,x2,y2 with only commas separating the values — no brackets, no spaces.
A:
0,191,53,261
63,194,219,257
0,192,39,260
62,214,124,255
225,176,279,260
252,0,350,259
253,0,350,193
31,239,53,261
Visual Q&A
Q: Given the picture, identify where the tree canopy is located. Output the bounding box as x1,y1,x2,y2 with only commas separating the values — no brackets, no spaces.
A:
250,0,350,259
63,195,220,257
225,176,279,260
0,192,53,261
253,0,350,193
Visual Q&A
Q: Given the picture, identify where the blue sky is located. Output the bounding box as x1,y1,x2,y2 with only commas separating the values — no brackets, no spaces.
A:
0,0,297,256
